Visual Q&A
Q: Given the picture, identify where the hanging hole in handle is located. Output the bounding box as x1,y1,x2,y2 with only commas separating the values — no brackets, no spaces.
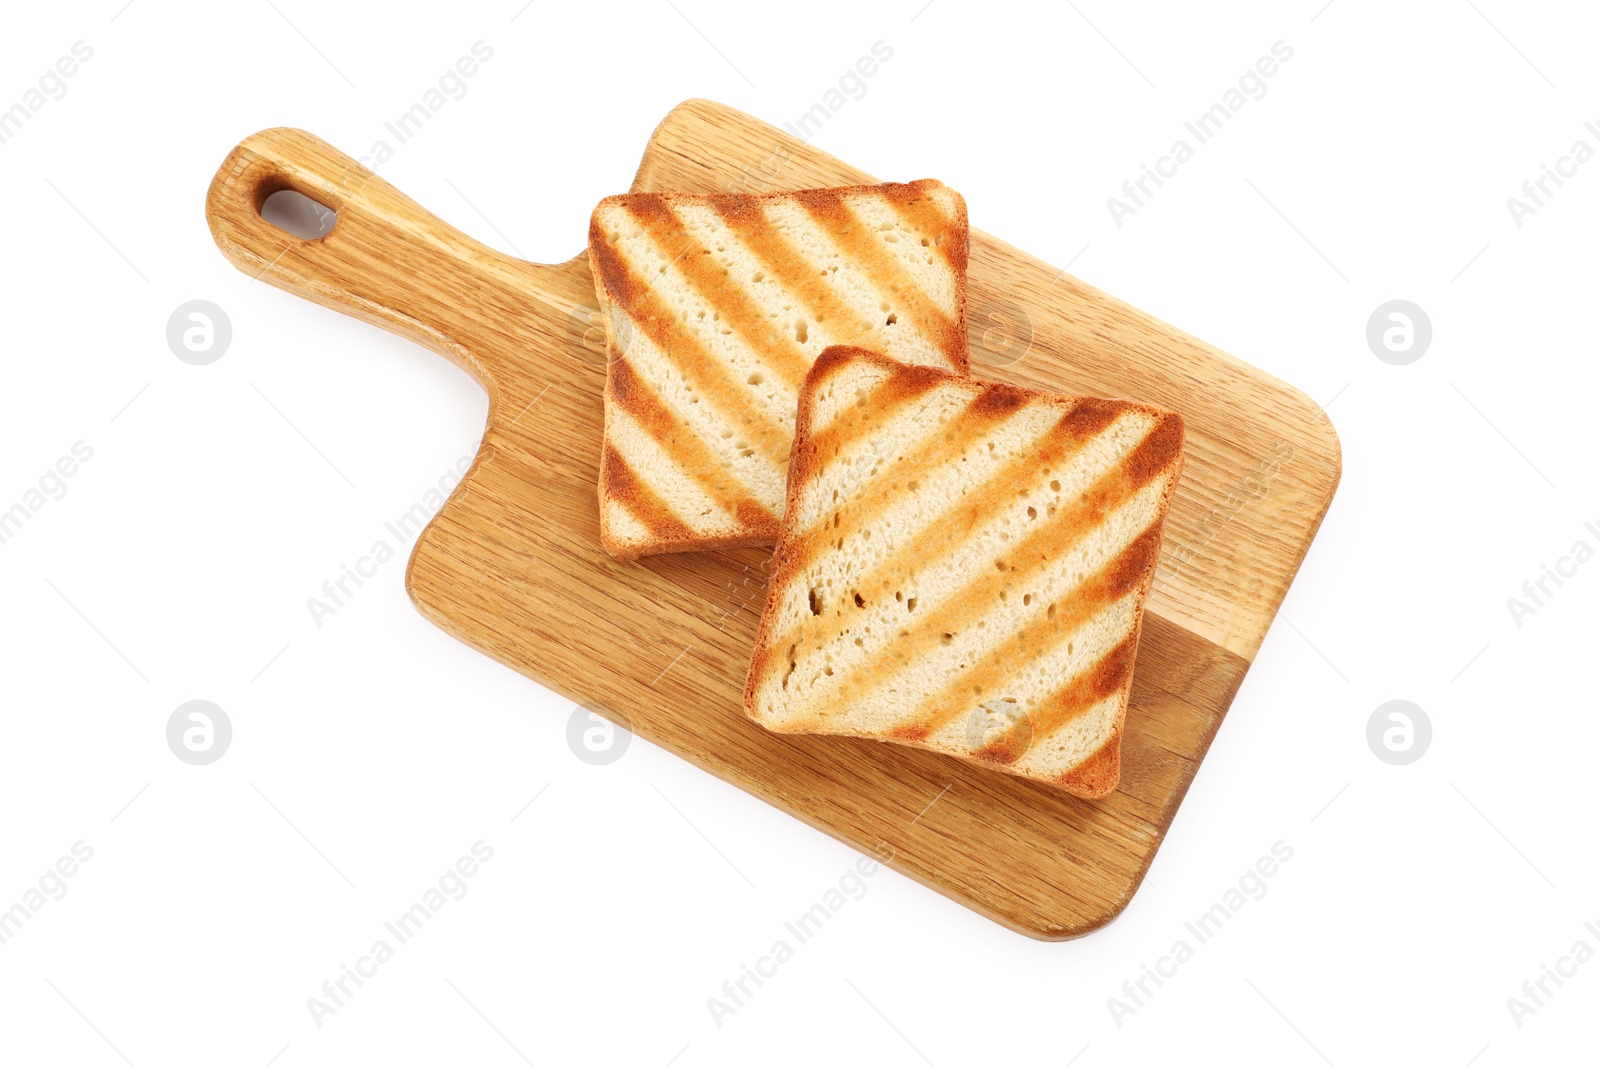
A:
261,189,338,239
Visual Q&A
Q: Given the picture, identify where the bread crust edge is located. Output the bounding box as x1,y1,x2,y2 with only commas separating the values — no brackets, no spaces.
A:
742,345,1187,800
589,182,970,559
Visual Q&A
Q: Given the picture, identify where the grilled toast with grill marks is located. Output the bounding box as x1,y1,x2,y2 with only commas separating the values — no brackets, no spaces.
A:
744,346,1186,798
588,181,968,559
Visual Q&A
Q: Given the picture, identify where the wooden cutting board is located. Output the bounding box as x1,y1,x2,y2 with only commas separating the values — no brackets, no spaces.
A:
206,99,1340,939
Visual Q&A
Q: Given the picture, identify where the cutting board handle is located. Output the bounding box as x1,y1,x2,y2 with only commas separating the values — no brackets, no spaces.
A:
205,127,570,390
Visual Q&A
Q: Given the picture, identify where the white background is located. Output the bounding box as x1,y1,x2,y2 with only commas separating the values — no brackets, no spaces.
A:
2,1,1597,1063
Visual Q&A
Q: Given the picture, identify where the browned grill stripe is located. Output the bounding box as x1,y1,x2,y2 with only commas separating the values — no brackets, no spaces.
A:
623,196,812,390
801,367,947,461
788,412,1179,731
601,445,696,544
771,397,1123,657
968,720,1031,766
785,382,1025,568
610,358,776,530
883,190,966,275
590,229,792,469
1026,631,1140,743
900,524,1164,757
798,190,957,350
707,195,886,348
1057,735,1119,793
793,359,952,480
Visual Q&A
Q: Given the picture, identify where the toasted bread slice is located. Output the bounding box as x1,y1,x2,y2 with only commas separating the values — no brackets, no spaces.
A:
588,181,969,559
744,347,1185,798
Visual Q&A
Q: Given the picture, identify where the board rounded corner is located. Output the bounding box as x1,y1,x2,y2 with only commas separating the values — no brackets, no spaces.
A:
1271,380,1344,505
1009,887,1139,942
629,99,727,194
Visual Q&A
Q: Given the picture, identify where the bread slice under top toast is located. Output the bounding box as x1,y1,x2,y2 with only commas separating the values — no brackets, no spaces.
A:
588,180,969,560
743,346,1186,798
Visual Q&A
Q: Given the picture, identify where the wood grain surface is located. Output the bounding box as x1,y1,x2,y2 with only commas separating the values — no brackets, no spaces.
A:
205,99,1340,939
